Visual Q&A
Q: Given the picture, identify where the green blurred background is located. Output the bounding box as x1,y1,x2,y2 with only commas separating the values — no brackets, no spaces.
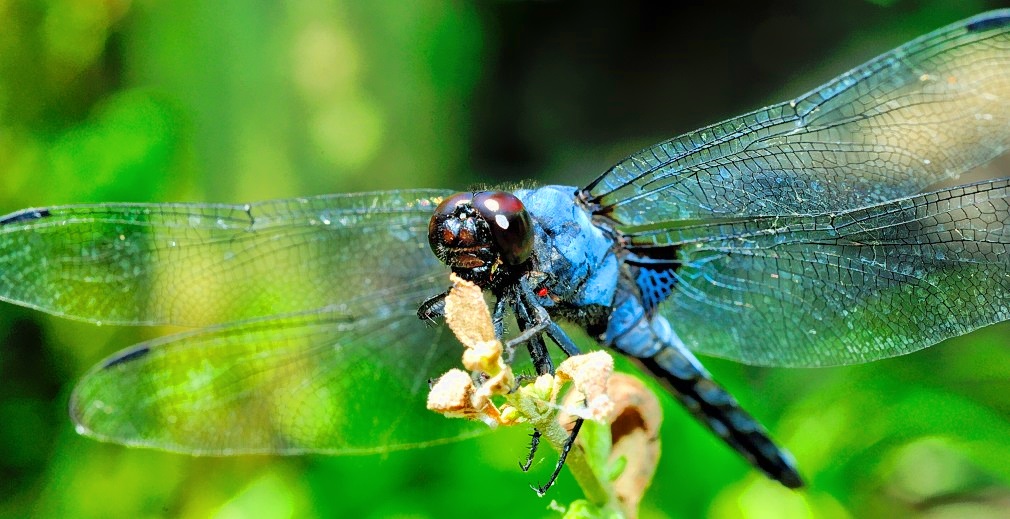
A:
3,1,1010,517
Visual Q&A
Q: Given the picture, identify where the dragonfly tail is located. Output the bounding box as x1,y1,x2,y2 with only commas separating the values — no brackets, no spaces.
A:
635,346,803,489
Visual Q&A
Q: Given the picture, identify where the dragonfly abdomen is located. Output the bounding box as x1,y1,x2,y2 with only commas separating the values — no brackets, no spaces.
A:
605,278,803,488
636,346,802,488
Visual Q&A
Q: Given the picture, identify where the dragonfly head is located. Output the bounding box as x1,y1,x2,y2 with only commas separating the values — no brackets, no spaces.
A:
428,191,534,287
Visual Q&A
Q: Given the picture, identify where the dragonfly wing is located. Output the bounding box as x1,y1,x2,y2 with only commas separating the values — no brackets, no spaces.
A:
0,189,452,326
586,10,1010,224
70,302,484,454
0,189,479,452
628,178,1010,366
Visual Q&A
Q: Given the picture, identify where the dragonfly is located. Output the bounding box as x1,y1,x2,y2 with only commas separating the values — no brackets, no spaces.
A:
2,9,1009,493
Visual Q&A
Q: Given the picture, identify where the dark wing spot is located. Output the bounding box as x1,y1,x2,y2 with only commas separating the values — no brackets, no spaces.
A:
626,246,683,315
636,266,678,316
966,11,1010,32
102,346,152,368
0,208,52,226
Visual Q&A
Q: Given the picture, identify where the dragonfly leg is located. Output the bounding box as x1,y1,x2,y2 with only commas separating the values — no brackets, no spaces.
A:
533,416,584,496
514,300,554,376
492,296,508,338
416,287,450,323
508,295,598,494
503,307,550,346
545,322,582,357
511,290,584,361
515,289,582,357
520,428,542,472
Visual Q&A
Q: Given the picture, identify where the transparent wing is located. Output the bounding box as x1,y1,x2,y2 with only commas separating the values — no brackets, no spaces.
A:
586,10,1010,225
71,305,484,454
0,189,487,452
628,178,1010,367
0,189,453,325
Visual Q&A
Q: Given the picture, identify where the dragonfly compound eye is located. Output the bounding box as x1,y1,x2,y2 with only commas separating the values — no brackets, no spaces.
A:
472,191,533,265
428,192,475,256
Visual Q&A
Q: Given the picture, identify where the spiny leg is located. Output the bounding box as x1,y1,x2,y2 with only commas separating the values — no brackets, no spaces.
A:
492,296,508,338
533,417,585,497
514,298,554,376
520,428,542,472
512,296,593,495
503,305,552,365
416,288,450,323
529,326,586,495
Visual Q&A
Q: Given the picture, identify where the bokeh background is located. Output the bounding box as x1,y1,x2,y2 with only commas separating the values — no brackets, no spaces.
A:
3,1,1010,517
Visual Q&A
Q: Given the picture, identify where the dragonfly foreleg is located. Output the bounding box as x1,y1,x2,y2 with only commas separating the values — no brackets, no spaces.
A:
416,287,450,323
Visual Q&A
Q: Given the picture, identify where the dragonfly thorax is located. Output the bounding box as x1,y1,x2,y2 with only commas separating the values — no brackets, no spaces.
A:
427,191,534,288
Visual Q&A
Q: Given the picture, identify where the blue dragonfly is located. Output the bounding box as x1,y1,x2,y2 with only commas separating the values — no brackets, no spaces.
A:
1,10,1009,492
